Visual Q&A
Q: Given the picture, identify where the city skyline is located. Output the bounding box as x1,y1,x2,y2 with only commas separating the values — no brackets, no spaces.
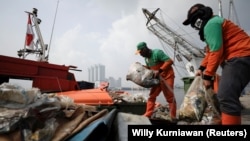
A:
88,64,121,88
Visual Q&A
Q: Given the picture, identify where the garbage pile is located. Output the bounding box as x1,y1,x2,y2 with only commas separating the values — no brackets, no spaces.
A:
108,90,147,104
109,90,174,121
151,104,172,121
0,83,108,141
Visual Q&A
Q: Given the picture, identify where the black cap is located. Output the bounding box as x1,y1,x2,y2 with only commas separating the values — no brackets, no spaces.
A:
183,3,205,25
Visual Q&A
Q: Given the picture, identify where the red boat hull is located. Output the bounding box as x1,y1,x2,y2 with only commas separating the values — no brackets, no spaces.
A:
0,55,80,92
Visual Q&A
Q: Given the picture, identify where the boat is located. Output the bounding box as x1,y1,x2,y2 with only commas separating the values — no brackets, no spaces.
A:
1,1,249,140
0,8,93,93
0,7,151,141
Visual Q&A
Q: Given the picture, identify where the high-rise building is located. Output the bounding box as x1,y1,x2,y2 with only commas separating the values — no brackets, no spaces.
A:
88,64,105,82
88,64,122,88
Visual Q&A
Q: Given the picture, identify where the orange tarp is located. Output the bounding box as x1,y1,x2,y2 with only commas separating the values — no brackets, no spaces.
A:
57,88,114,105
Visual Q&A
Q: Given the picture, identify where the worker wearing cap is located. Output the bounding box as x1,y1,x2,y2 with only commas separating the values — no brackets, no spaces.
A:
183,3,250,125
135,42,177,120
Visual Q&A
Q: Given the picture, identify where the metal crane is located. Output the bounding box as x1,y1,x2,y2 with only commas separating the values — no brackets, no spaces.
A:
218,0,240,26
17,0,60,62
142,8,205,77
17,8,48,62
142,0,239,78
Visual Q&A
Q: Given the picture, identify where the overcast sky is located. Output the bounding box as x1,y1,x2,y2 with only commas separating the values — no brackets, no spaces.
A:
1,0,249,88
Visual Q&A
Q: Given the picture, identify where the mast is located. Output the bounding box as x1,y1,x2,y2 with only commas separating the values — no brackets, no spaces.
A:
18,8,48,62
32,8,47,61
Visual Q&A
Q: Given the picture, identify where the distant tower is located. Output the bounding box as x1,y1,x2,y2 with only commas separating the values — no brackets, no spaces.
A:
88,66,95,82
98,64,105,81
117,77,122,88
88,64,105,82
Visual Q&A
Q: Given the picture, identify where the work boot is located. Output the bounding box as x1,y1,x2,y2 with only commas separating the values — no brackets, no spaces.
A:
143,101,155,118
169,101,177,119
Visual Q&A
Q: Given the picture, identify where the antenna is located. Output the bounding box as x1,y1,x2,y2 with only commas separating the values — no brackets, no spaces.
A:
47,0,60,61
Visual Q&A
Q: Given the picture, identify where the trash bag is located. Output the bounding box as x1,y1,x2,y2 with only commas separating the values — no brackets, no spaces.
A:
126,62,159,88
178,76,207,122
178,76,221,124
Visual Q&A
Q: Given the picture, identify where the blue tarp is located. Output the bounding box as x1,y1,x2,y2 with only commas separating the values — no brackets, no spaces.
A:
67,109,118,141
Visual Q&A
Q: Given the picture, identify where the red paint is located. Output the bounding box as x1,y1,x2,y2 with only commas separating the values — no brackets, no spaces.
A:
0,55,79,93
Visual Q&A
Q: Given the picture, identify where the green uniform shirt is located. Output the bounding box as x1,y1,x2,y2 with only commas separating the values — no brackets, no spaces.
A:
204,16,224,52
145,49,170,67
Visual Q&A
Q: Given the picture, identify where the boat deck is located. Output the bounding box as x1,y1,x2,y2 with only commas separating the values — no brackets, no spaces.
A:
240,93,250,124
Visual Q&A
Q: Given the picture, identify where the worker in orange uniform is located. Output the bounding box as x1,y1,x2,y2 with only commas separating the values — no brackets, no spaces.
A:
201,46,220,94
135,42,177,120
183,3,250,125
